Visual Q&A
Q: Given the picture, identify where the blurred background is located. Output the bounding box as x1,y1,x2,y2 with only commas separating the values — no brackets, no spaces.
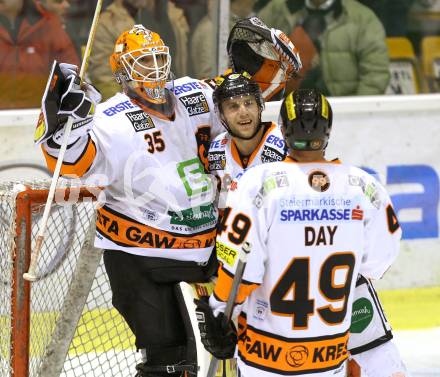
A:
1,0,440,110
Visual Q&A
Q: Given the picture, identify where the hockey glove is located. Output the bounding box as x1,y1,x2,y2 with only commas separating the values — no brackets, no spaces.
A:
270,28,303,75
194,296,237,360
58,63,101,120
50,63,101,146
35,61,101,146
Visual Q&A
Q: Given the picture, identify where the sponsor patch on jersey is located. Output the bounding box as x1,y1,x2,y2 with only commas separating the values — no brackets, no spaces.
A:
179,92,209,117
168,204,216,228
216,240,238,266
350,297,374,333
261,145,286,163
125,110,155,132
209,137,228,150
348,175,382,209
253,172,289,209
279,208,365,222
266,134,286,149
173,81,203,95
142,208,159,222
253,299,269,321
208,151,226,171
103,100,135,116
280,196,352,208
308,170,330,192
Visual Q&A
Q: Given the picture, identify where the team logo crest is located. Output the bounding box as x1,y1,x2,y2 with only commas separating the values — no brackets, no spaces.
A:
308,170,330,192
286,345,309,368
310,139,323,150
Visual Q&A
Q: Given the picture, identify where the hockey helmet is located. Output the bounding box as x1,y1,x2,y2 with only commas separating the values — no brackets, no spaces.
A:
227,17,301,101
279,89,332,151
110,25,172,105
213,71,265,139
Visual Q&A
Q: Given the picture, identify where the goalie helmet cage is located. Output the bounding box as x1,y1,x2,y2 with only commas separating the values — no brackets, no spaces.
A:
0,180,138,377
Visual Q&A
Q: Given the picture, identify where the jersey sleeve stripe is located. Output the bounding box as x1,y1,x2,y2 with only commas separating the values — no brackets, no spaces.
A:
42,135,96,177
213,264,260,303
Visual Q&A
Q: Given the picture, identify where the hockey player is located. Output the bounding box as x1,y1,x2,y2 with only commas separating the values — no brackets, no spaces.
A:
195,89,404,376
208,71,287,209
35,25,224,377
218,17,411,377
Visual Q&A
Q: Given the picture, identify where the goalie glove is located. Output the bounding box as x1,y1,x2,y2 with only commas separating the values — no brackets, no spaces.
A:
194,296,237,360
34,61,101,146
270,28,302,75
58,63,101,120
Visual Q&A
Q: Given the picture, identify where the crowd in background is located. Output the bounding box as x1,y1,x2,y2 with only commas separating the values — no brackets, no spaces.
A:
1,0,440,109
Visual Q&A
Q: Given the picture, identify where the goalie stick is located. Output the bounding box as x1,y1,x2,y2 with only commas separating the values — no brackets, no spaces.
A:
23,0,103,281
207,241,251,377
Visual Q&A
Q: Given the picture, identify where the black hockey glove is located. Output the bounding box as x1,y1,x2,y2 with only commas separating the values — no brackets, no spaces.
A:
194,296,237,360
58,63,101,120
35,61,101,145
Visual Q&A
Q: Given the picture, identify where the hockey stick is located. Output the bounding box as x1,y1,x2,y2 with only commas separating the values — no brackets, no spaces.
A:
206,241,251,377
23,0,103,282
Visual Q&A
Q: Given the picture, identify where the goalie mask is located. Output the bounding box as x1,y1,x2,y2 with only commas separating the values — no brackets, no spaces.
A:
110,25,174,116
279,89,332,151
227,17,302,101
213,72,264,140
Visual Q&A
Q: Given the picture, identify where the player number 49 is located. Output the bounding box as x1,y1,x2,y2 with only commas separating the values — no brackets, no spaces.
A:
217,207,251,245
270,252,356,329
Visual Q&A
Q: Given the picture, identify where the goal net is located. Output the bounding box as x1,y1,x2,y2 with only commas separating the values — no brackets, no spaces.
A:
0,180,138,377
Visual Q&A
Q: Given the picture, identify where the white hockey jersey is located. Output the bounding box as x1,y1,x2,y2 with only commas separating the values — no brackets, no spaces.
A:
42,76,223,262
207,122,287,208
210,158,401,377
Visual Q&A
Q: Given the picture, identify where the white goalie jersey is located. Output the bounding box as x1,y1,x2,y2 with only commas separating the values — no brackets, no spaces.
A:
41,76,223,263
210,158,401,377
207,122,287,208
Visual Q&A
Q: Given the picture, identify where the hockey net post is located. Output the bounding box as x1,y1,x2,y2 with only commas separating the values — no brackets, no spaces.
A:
1,180,137,377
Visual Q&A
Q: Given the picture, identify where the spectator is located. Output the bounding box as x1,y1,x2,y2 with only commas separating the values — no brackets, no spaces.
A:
258,0,305,33
259,0,390,96
36,0,70,22
0,0,79,109
190,0,259,79
63,1,100,60
168,0,190,77
230,0,257,23
190,0,216,78
358,0,415,37
89,0,177,100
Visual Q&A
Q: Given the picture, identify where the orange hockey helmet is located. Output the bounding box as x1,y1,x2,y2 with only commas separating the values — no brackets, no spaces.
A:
110,25,172,105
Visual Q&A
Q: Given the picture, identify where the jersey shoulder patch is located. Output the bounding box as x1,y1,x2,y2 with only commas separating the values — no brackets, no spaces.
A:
209,132,229,152
260,126,287,163
208,133,228,172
